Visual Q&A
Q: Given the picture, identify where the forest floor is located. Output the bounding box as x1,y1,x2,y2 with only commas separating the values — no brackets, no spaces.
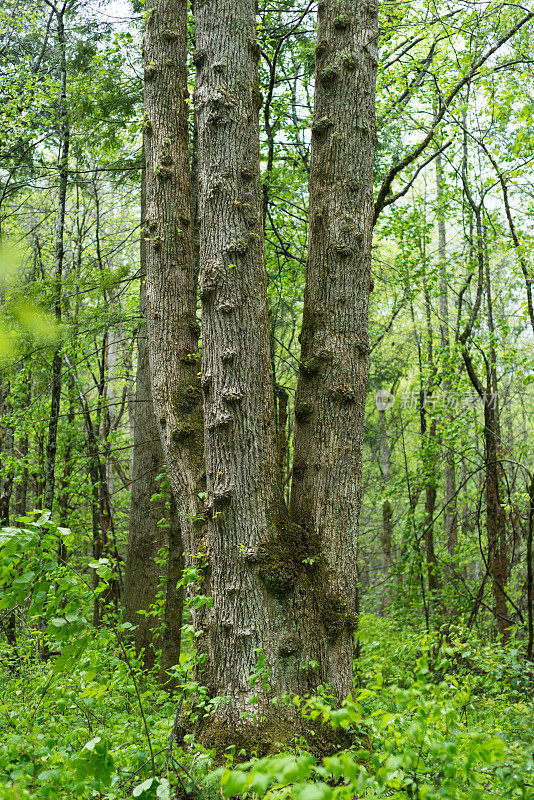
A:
1,615,533,800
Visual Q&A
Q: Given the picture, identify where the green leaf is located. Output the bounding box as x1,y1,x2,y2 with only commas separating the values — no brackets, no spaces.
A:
222,770,246,797
156,778,170,800
84,737,101,751
133,777,154,796
295,782,333,800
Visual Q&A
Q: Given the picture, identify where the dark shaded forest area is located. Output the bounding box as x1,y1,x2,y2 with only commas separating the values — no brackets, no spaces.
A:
1,0,533,798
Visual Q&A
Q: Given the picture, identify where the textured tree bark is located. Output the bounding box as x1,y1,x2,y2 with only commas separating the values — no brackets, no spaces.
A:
290,0,378,699
143,0,205,670
159,495,184,684
275,383,289,493
124,166,183,674
123,279,181,671
194,0,297,723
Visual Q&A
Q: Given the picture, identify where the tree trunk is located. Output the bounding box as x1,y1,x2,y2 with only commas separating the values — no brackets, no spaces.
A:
160,495,184,685
527,474,534,662
0,382,14,525
378,407,394,610
14,368,31,519
436,151,457,556
44,8,69,511
484,399,509,641
275,383,289,494
124,169,183,674
459,194,509,641
194,0,294,723
143,0,205,676
290,0,378,699
57,371,74,562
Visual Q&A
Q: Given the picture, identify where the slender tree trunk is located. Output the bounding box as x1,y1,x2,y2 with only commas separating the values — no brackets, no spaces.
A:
436,151,457,556
57,372,74,562
44,8,69,511
484,399,509,641
423,442,439,596
527,474,534,662
378,407,393,610
460,199,509,641
0,382,14,525
417,261,440,609
160,495,184,685
33,433,45,509
290,0,378,698
0,378,18,655
14,436,28,518
13,366,31,519
482,224,509,641
14,373,30,519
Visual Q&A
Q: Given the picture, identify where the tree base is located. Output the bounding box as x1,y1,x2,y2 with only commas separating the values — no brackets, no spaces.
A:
192,709,367,762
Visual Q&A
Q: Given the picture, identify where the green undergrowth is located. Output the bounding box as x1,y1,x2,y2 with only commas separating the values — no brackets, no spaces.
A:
1,517,533,799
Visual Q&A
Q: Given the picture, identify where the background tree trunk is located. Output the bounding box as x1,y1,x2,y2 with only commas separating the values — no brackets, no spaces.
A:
378,407,394,610
44,6,69,511
436,151,457,556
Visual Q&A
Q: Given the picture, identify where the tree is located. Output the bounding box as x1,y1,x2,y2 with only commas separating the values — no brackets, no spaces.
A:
123,174,183,678
289,0,378,698
43,0,70,512
193,0,288,724
142,0,205,678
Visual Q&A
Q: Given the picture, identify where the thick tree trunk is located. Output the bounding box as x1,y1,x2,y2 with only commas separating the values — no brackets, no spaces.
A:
194,0,295,722
124,173,183,673
290,0,378,699
143,0,204,674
